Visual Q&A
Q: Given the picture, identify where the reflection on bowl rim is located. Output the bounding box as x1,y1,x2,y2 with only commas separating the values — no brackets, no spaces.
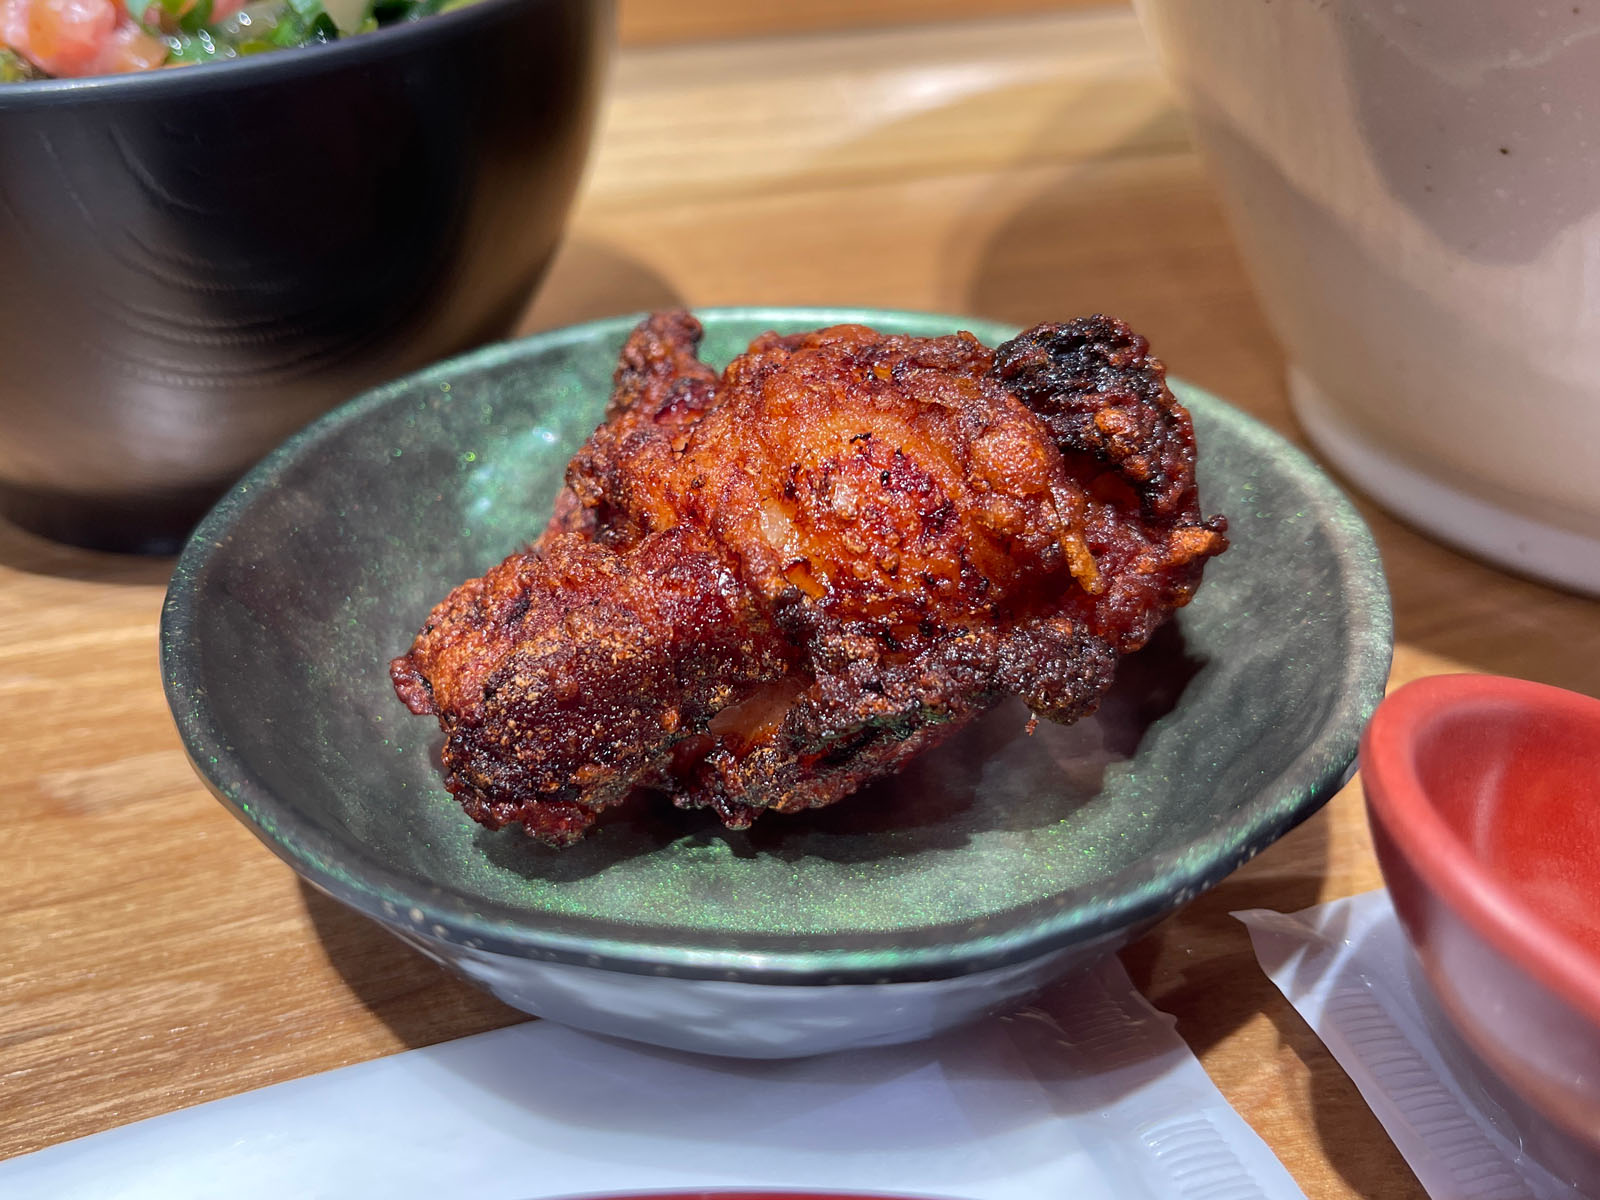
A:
0,0,575,109
161,306,1394,985
1362,672,1600,1030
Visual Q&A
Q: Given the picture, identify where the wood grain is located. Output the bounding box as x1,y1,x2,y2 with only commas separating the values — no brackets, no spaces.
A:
616,0,1124,46
3,10,1597,1196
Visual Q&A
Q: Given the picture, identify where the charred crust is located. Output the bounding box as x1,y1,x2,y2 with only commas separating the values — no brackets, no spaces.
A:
991,316,1196,521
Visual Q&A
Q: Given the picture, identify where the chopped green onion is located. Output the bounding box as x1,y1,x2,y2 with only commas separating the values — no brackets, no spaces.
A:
178,0,214,36
0,48,41,81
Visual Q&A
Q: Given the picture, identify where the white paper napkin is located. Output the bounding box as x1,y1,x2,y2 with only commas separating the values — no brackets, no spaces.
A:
1240,889,1600,1200
1,954,1304,1200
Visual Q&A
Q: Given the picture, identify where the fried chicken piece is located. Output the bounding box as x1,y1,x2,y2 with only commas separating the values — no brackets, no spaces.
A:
391,312,1227,845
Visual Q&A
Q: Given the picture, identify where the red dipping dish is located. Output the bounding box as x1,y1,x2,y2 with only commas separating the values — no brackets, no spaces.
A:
1362,673,1600,1145
561,1194,936,1199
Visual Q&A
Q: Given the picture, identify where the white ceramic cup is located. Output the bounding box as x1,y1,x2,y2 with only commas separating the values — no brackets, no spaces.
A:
1135,0,1600,593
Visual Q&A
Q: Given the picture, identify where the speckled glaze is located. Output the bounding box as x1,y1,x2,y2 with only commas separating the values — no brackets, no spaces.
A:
161,308,1393,1056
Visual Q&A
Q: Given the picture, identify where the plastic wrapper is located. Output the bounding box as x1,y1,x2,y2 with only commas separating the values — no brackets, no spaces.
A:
1,954,1304,1200
1240,888,1600,1199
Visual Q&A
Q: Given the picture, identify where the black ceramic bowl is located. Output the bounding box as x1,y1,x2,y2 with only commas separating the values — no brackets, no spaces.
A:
163,308,1394,1058
0,0,611,553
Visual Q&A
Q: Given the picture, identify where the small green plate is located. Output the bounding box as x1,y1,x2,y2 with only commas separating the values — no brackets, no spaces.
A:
162,307,1391,1007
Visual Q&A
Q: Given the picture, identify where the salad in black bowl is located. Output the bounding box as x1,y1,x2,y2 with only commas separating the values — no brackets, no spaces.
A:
0,0,610,553
1,0,474,78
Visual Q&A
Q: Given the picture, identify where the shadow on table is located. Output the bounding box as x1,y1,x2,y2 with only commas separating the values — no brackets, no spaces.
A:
1258,947,1431,1198
1322,476,1600,698
516,236,688,334
0,516,175,585
298,878,523,1051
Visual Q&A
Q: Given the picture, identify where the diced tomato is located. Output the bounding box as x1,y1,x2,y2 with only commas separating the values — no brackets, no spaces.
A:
21,0,118,76
3,0,168,76
0,0,28,50
94,19,166,71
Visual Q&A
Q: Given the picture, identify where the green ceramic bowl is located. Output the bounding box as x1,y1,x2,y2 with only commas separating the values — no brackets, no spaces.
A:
162,308,1392,1057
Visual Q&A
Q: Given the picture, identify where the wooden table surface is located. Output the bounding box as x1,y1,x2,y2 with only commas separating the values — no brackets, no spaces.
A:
5,8,1599,1197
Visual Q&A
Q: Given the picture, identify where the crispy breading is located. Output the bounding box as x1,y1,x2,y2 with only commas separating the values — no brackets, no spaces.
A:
391,312,1227,844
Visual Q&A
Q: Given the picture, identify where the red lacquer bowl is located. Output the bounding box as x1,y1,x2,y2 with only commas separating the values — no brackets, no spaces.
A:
1362,673,1600,1146
562,1194,938,1199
